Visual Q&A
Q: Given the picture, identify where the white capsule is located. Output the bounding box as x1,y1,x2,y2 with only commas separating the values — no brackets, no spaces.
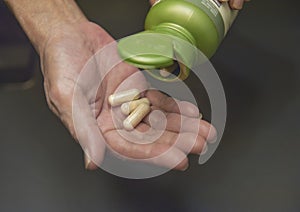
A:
159,69,172,78
121,98,150,115
159,63,178,78
123,103,151,131
108,89,140,107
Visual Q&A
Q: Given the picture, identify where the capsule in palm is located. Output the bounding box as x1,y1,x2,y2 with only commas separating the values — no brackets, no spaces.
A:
108,89,140,107
123,103,151,130
121,98,150,115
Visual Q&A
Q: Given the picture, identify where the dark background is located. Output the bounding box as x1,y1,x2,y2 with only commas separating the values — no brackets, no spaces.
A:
1,0,300,211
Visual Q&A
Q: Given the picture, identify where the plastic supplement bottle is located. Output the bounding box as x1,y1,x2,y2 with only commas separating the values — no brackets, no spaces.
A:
118,0,238,81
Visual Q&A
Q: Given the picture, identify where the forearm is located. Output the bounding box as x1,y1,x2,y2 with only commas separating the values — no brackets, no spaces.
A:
4,0,87,54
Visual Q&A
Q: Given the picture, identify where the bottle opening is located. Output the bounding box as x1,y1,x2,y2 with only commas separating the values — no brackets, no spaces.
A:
143,60,189,82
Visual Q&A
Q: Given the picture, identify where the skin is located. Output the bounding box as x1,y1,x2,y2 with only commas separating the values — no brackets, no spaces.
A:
218,0,251,10
3,0,246,171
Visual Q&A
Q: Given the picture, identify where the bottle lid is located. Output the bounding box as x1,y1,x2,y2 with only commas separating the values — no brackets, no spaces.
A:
117,32,175,70
118,31,197,81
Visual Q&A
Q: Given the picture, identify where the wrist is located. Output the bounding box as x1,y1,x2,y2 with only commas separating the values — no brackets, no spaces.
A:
4,0,87,54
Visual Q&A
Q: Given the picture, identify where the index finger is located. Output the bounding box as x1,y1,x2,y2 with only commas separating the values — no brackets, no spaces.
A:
145,89,200,118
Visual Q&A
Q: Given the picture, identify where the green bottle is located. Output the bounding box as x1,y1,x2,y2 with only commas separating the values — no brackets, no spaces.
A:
118,0,238,81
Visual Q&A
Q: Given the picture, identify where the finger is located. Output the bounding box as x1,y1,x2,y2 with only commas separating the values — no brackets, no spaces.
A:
155,130,207,155
145,89,200,117
229,0,244,9
116,122,207,155
148,148,189,171
73,90,106,170
84,154,98,170
149,0,158,6
169,132,207,155
144,108,217,141
104,130,189,171
45,75,106,170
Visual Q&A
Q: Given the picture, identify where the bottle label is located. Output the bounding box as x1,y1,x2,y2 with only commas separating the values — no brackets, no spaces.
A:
215,1,238,34
185,0,238,37
212,0,221,7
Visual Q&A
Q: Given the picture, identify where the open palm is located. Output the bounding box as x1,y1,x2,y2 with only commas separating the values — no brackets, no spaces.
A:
40,21,215,171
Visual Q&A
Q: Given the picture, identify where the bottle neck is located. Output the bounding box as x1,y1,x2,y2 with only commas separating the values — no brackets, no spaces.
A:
150,22,197,46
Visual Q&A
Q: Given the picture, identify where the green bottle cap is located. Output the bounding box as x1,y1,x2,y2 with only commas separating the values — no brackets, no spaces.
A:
118,31,197,81
117,32,174,70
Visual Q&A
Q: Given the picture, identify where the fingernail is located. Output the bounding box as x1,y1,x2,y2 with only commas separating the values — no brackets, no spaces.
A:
232,0,243,9
200,143,208,155
182,163,189,171
199,113,203,120
84,155,92,170
207,126,218,141
208,136,218,144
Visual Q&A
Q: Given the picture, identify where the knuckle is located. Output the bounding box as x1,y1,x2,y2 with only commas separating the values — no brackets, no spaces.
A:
194,139,206,154
48,81,74,106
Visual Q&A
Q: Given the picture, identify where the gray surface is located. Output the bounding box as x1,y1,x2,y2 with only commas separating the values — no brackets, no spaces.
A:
1,0,300,211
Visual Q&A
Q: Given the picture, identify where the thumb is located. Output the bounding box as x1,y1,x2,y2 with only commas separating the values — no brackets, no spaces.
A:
149,0,158,6
72,90,106,170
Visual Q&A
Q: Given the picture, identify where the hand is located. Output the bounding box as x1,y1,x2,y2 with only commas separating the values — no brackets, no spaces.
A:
219,0,250,9
40,20,216,171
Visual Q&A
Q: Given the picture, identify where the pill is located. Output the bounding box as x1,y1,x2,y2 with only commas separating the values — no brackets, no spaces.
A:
108,89,140,107
121,98,150,115
123,103,151,131
159,63,178,78
159,68,172,78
